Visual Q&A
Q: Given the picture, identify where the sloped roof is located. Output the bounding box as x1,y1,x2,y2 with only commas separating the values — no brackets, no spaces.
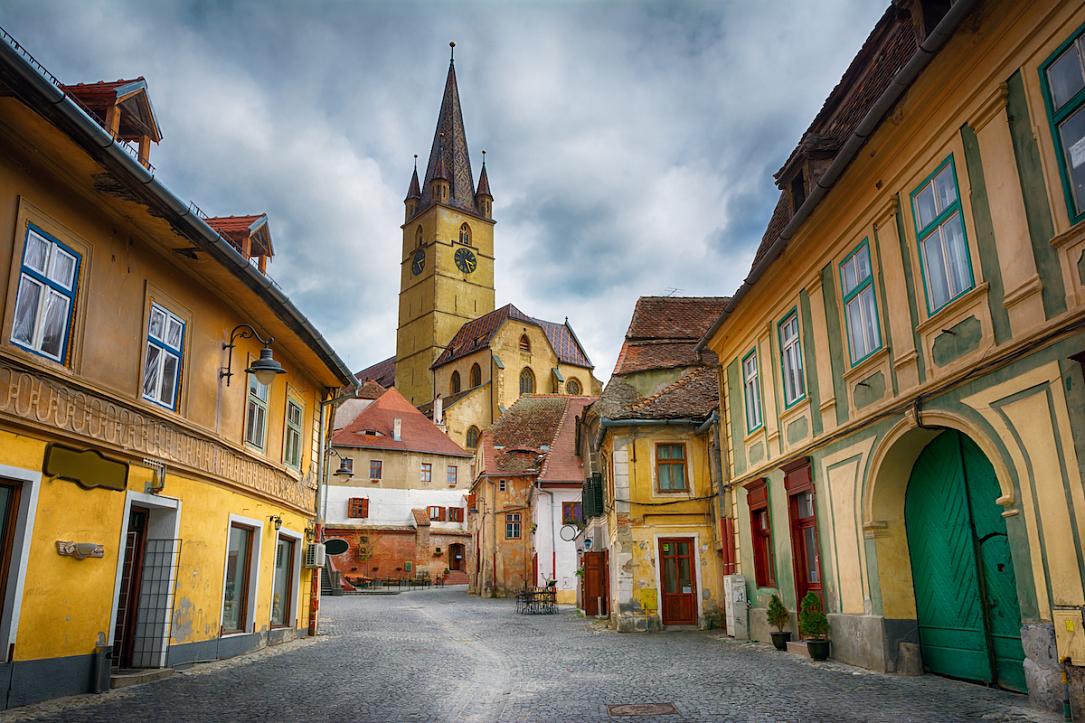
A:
411,509,430,527
332,387,472,457
357,379,386,400
613,296,727,376
332,397,373,431
477,396,568,477
476,162,492,198
355,356,396,389
596,366,718,422
62,77,162,142
416,58,479,218
206,214,273,258
433,303,593,369
539,396,594,483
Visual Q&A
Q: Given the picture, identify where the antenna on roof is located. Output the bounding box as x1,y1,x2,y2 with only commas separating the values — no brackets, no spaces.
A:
450,41,456,64
664,287,682,297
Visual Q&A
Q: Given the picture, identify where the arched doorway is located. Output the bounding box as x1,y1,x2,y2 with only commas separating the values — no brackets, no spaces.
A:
904,429,1025,692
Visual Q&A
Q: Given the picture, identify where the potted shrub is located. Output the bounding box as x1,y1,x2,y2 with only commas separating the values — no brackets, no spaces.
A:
766,594,791,651
799,592,830,660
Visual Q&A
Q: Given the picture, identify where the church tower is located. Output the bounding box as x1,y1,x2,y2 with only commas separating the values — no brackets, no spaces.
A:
395,44,496,405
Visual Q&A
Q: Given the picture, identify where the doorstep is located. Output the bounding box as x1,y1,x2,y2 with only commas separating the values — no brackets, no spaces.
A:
110,668,176,689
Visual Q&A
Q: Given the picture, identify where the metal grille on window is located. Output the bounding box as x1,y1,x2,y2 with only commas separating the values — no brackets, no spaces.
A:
113,538,182,669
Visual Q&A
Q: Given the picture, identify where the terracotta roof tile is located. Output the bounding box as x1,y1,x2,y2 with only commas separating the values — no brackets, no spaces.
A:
356,380,386,400
597,366,718,422
539,396,594,483
206,214,272,258
432,304,592,369
355,356,396,388
411,509,430,527
332,387,471,457
613,297,727,376
477,396,568,476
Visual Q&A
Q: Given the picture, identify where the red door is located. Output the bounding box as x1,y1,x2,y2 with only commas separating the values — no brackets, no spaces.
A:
784,459,822,608
582,551,606,616
659,538,697,625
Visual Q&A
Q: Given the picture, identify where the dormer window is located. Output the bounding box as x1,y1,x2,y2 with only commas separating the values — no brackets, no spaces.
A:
207,214,274,275
790,174,806,211
63,77,163,169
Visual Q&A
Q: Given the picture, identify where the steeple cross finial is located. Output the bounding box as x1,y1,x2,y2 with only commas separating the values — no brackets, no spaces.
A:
481,149,486,168
413,153,418,170
450,41,456,64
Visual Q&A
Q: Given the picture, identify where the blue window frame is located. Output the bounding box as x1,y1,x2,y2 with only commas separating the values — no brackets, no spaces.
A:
839,240,883,366
910,155,974,314
11,224,80,363
1040,22,1085,224
741,349,763,433
142,303,185,410
777,311,806,408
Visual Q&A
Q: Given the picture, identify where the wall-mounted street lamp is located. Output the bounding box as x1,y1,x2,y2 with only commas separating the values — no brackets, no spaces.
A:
220,324,286,387
268,515,283,531
327,449,354,478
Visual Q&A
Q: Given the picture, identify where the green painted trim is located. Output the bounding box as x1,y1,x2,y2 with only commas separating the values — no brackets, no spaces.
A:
1038,24,1085,226
767,327,785,456
908,154,977,315
960,123,1012,344
740,348,764,435
838,238,885,367
893,194,927,384
776,308,807,409
821,453,863,615
870,225,899,396
1010,69,1066,318
819,264,850,424
799,290,823,436
726,359,748,477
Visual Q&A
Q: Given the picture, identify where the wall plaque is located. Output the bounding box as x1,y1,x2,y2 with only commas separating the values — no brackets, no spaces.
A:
44,444,128,491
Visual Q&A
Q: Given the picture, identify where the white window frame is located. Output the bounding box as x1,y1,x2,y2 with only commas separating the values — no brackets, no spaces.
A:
0,465,42,661
244,373,270,450
778,312,806,408
283,397,303,470
742,350,763,432
220,514,263,637
269,526,303,630
11,225,80,363
142,303,185,410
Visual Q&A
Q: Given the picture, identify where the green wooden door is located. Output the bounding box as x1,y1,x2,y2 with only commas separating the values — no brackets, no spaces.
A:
904,430,1025,691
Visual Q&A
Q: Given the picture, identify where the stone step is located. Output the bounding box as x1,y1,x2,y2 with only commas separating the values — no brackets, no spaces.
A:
110,668,176,689
444,570,469,584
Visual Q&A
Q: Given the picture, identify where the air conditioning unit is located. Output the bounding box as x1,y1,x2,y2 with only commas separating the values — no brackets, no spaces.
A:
723,574,749,639
304,543,326,569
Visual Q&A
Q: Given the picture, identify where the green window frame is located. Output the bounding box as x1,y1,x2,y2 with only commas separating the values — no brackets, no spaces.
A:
283,398,303,470
1040,21,1085,225
244,373,269,450
777,310,806,408
909,154,975,314
838,239,883,366
741,349,763,433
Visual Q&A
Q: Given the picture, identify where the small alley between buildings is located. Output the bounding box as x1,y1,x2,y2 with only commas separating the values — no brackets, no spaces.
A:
7,588,1055,723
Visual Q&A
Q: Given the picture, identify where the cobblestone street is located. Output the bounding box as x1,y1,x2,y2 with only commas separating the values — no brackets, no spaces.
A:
11,588,1058,722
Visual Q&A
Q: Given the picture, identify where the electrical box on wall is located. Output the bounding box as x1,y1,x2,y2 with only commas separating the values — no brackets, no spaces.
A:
1053,607,1085,665
724,574,749,640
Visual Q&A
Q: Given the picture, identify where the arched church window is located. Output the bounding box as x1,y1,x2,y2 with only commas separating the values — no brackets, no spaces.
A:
566,378,582,395
459,223,472,246
470,363,482,388
450,371,461,394
519,367,535,395
415,226,423,248
466,426,480,449
519,334,531,353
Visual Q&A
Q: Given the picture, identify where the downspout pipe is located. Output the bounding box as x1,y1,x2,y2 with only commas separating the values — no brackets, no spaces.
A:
696,0,980,350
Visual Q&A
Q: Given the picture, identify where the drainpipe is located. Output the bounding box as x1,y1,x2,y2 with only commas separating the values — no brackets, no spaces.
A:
310,388,348,636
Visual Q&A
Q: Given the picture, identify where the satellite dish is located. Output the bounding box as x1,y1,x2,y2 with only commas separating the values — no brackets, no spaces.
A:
324,538,349,555
559,524,578,542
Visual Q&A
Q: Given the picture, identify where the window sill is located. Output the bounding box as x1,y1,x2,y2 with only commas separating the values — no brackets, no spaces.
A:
842,346,889,384
1051,219,1085,249
915,282,989,335
778,396,809,424
219,630,250,639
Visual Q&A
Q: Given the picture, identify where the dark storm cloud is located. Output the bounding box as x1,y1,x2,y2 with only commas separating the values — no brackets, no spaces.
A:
2,0,886,377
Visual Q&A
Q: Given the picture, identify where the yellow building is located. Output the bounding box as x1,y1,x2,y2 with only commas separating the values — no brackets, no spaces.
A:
700,0,1085,711
0,32,354,708
578,297,728,631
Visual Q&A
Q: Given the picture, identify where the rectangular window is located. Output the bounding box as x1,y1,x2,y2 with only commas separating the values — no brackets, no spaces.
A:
283,399,303,469
561,501,582,525
911,156,974,313
499,479,507,492
222,524,254,633
447,465,458,486
348,498,369,519
655,443,688,492
448,507,465,523
786,461,822,604
505,512,521,539
742,350,763,432
839,241,882,365
270,535,295,628
142,303,185,410
1041,29,1085,223
369,459,382,481
244,374,269,449
428,505,446,521
419,463,432,484
746,481,775,588
11,225,80,363
778,312,806,407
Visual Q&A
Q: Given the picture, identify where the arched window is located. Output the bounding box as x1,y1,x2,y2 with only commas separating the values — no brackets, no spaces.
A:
459,223,472,246
415,226,424,248
519,367,535,395
566,378,582,395
450,370,461,394
470,363,482,388
519,334,531,353
466,426,480,449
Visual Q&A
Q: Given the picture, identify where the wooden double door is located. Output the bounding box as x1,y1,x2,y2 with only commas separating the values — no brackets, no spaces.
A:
659,538,697,625
905,430,1026,692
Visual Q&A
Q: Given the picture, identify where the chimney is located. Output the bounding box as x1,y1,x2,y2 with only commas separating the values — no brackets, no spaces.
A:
393,418,402,442
433,396,444,427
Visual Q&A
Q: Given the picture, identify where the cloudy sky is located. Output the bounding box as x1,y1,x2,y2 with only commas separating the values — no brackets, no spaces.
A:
4,0,885,380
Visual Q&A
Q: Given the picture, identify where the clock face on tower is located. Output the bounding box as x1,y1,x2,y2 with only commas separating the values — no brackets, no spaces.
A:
411,249,426,276
455,247,477,274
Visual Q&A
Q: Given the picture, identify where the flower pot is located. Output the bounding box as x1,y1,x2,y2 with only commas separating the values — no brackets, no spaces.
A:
770,631,791,651
807,639,831,661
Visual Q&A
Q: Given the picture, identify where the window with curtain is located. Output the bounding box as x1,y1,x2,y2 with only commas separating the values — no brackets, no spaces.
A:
742,351,763,432
1041,30,1085,222
12,225,80,363
778,313,806,407
244,374,269,449
839,241,882,365
143,303,185,410
911,156,973,313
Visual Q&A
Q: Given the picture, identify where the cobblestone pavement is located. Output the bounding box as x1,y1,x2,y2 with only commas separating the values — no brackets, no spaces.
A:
10,587,1059,722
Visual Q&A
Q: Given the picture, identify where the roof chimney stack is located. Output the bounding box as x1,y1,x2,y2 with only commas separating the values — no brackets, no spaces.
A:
433,396,445,428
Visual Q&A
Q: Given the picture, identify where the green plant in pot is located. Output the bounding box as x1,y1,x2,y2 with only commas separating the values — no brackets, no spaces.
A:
799,591,830,660
766,594,791,651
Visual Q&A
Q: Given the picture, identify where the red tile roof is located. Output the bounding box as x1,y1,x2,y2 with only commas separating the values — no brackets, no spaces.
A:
432,303,592,369
411,509,430,527
356,380,386,400
477,396,568,477
539,396,594,483
62,77,162,142
332,387,472,457
206,214,273,258
613,297,727,376
355,356,396,389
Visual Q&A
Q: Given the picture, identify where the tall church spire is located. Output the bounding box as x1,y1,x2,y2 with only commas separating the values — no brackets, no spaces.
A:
418,42,478,216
